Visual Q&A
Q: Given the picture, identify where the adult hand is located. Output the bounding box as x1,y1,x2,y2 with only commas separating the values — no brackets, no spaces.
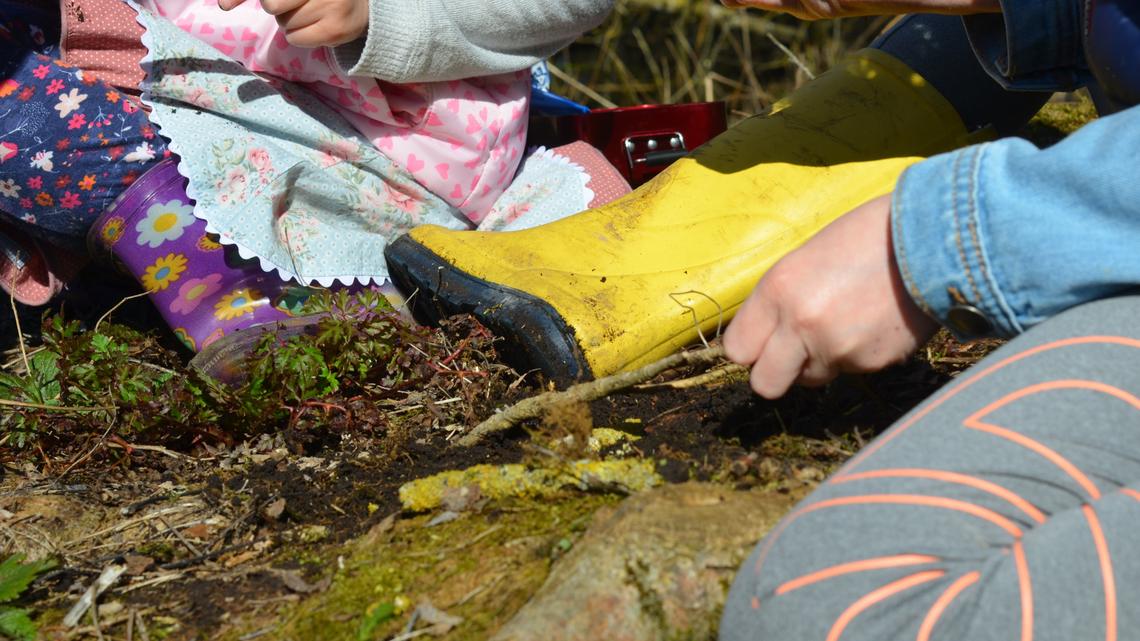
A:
217,0,368,48
718,0,999,20
722,194,939,399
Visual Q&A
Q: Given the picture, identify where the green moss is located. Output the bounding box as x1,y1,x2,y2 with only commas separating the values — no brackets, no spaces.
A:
1019,95,1099,147
760,432,814,459
222,493,619,641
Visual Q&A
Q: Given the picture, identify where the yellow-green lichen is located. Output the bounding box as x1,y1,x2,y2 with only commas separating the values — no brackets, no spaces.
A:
588,427,640,452
398,458,662,512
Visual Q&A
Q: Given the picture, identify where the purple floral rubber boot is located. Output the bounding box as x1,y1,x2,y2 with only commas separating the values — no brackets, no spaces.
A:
88,158,322,380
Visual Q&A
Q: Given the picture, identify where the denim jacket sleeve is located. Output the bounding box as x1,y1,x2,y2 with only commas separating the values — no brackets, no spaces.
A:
962,0,1091,90
891,103,1140,339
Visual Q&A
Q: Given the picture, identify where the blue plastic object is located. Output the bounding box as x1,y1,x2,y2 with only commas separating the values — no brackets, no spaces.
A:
530,62,591,116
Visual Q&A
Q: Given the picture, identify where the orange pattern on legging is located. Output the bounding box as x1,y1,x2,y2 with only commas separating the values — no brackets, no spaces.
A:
744,335,1140,641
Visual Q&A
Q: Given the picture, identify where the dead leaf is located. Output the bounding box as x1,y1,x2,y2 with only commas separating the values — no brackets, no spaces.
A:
367,512,397,538
415,600,462,635
263,498,287,521
222,549,261,569
183,523,209,539
440,485,483,512
426,511,460,527
123,554,154,575
272,569,331,594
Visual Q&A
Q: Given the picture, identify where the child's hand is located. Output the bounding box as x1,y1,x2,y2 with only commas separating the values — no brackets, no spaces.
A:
722,194,939,399
218,0,368,48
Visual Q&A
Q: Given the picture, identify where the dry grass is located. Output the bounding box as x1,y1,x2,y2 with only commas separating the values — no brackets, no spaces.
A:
550,0,888,121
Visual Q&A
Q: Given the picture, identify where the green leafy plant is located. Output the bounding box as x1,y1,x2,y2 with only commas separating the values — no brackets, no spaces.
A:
0,554,55,641
1,289,507,458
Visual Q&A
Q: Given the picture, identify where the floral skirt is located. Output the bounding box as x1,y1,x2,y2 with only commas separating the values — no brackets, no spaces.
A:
132,4,623,288
1,0,628,304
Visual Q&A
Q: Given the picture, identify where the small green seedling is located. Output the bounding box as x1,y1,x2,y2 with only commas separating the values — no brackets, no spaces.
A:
0,554,56,641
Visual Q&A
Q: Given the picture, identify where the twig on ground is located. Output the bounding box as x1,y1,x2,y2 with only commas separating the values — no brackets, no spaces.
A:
63,564,126,627
2,344,45,371
449,574,504,608
0,398,115,412
94,290,154,335
135,610,151,641
458,346,727,446
406,524,502,558
158,541,254,570
65,504,194,547
119,572,183,594
62,608,153,640
105,440,193,460
89,602,106,641
635,362,747,391
389,628,433,641
8,293,29,374
59,424,117,478
157,516,202,557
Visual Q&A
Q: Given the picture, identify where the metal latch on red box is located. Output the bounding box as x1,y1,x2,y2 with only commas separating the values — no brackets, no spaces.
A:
526,102,727,188
624,132,687,182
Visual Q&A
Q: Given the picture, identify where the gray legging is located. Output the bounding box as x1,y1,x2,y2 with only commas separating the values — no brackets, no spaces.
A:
721,295,1140,641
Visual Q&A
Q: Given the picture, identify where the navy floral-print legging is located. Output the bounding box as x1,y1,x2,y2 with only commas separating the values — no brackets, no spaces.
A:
0,0,167,253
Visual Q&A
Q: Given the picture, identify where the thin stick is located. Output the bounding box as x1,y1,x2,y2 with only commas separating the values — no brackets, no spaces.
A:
94,290,153,335
65,504,193,547
105,440,192,460
135,610,151,641
458,346,727,446
405,524,503,557
58,423,115,478
119,572,183,595
89,603,106,641
0,398,114,412
8,293,29,374
765,32,816,80
157,515,202,557
634,362,747,391
668,289,725,349
546,62,618,109
3,344,44,371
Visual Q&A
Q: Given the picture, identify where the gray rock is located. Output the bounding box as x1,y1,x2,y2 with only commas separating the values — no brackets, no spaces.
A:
492,483,795,641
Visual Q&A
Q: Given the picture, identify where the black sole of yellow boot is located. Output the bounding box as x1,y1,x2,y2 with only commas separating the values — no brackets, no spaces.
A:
384,235,593,385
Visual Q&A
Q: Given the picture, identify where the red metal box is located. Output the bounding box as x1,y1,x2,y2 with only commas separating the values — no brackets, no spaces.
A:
529,102,728,187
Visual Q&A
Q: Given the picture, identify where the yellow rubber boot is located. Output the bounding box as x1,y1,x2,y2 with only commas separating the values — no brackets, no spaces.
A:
385,49,975,384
